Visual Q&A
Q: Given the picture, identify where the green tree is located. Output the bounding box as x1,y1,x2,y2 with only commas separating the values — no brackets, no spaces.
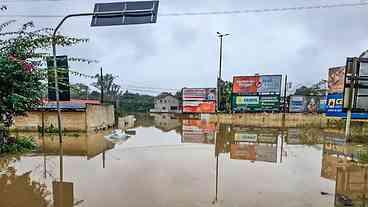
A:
70,83,90,99
92,73,123,102
0,20,88,142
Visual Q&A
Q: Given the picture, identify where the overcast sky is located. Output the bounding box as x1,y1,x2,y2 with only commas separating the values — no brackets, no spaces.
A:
2,0,368,95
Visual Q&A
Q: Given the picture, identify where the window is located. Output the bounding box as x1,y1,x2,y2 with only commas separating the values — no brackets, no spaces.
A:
170,106,178,110
162,107,166,110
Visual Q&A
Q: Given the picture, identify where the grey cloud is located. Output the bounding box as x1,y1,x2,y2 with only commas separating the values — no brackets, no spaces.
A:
6,0,368,94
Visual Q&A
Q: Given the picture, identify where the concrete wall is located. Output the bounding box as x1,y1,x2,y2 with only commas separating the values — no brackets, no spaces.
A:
210,113,328,128
14,111,86,131
86,104,114,131
14,104,114,132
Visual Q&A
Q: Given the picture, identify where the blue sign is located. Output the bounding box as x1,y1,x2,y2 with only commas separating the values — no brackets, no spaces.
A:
326,93,368,119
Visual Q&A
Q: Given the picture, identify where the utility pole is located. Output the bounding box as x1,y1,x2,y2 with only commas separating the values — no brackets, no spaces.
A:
100,67,104,104
216,32,230,112
282,75,288,125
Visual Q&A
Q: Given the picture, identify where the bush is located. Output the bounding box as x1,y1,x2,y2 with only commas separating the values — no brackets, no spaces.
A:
0,136,37,154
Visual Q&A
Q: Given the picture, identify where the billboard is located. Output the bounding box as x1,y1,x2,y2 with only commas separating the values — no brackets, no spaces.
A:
47,56,70,101
182,88,216,101
343,57,368,112
232,75,282,95
289,95,322,113
232,95,280,112
182,119,215,144
182,101,216,113
328,66,345,94
326,93,368,118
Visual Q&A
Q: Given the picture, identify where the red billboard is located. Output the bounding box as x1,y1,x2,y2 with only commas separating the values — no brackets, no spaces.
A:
182,101,216,113
232,75,282,95
233,76,260,94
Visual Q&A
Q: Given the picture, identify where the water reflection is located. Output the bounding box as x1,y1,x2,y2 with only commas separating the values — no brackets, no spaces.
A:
2,115,368,206
0,164,51,206
214,125,282,163
335,165,368,206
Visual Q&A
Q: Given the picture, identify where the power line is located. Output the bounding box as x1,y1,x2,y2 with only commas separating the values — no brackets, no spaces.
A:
0,2,367,18
122,84,179,91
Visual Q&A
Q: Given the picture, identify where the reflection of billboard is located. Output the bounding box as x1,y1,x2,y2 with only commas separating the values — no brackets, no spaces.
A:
230,144,256,160
182,88,216,101
182,119,215,143
182,101,216,113
232,95,280,112
233,75,282,95
234,132,257,142
328,66,345,94
230,143,277,163
289,95,322,113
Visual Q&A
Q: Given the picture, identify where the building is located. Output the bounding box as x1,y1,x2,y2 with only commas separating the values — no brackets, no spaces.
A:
150,92,181,113
13,99,114,132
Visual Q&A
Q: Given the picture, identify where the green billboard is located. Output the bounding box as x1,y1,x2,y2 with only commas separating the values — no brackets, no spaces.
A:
232,95,280,112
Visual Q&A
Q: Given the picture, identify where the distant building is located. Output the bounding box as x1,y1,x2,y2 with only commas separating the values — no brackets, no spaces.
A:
150,92,181,113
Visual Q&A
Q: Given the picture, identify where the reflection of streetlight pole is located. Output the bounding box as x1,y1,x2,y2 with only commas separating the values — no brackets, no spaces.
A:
216,32,230,112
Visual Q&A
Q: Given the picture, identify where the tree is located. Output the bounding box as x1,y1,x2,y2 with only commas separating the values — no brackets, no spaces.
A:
70,83,90,99
92,73,123,102
0,19,88,141
294,79,327,96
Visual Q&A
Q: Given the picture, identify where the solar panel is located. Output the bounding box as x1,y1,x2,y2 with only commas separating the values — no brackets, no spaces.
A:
91,1,159,27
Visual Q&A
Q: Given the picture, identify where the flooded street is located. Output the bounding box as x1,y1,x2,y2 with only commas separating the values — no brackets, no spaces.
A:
1,114,368,207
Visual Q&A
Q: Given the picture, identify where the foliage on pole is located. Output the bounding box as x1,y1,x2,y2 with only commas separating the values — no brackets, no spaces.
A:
0,20,89,136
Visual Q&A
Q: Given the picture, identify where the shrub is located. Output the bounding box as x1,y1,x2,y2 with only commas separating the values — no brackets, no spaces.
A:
0,136,37,154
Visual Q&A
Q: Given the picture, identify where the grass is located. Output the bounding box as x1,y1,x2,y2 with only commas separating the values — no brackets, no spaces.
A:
0,136,37,154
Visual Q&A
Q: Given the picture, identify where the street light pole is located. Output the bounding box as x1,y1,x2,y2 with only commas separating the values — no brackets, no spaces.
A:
216,32,230,112
51,10,155,143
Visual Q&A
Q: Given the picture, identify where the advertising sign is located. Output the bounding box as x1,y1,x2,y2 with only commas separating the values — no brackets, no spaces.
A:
328,66,345,94
233,76,260,94
260,96,280,111
343,57,368,112
233,75,282,95
182,88,216,101
289,95,322,113
326,93,368,118
182,101,216,113
258,75,282,94
232,95,280,112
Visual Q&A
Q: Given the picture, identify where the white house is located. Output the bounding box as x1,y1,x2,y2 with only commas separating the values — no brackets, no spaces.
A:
150,92,181,113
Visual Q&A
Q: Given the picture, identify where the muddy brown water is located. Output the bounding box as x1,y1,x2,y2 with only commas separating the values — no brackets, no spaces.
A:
1,114,368,207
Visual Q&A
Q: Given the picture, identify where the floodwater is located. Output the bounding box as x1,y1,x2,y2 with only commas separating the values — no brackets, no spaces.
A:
1,113,368,207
